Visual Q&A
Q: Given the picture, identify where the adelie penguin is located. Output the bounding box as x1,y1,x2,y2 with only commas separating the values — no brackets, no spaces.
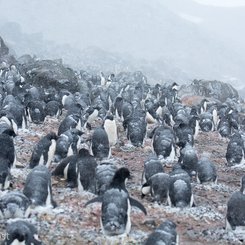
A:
168,164,194,208
0,191,30,219
126,109,147,147
0,129,16,189
226,132,245,166
144,219,179,245
54,128,83,162
196,154,217,184
0,129,16,168
226,176,245,231
91,126,110,160
179,142,198,177
141,157,164,198
58,113,82,136
52,154,78,188
23,165,57,209
26,100,46,124
45,100,62,118
3,220,42,245
84,106,101,129
95,161,118,195
85,167,147,238
147,173,170,205
77,148,98,194
29,132,57,168
151,125,176,164
103,114,118,147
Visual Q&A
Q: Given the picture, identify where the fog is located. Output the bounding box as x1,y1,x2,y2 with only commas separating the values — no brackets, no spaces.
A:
0,0,245,89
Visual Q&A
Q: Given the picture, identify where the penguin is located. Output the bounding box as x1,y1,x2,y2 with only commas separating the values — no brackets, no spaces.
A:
226,132,245,166
0,129,16,168
189,106,200,139
103,114,118,147
141,158,164,197
58,113,82,136
91,126,110,160
199,112,214,132
217,115,232,139
122,101,133,130
54,128,83,162
1,95,27,130
226,176,245,230
168,164,194,208
84,105,101,129
29,132,57,168
196,155,217,184
0,191,30,219
200,98,209,113
52,154,78,188
23,165,57,208
152,125,176,163
113,96,124,121
100,71,106,86
0,114,17,135
77,148,98,194
174,120,194,148
126,110,147,147
0,156,11,190
144,98,159,124
95,161,118,195
3,220,42,245
61,92,75,110
144,219,178,245
45,100,62,118
148,173,170,204
26,100,46,124
85,167,147,237
179,142,198,177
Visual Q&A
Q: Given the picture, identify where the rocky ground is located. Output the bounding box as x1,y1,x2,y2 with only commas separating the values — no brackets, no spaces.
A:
1,111,245,245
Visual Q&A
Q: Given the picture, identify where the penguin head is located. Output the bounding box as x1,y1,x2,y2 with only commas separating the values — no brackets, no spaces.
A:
110,167,131,189
104,114,114,121
78,148,91,157
2,128,16,137
47,132,58,140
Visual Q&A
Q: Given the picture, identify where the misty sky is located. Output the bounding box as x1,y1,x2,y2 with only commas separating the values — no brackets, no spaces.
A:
0,0,245,88
194,0,245,7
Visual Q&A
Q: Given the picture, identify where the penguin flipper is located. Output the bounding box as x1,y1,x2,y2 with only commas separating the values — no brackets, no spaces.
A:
84,196,103,207
129,197,147,215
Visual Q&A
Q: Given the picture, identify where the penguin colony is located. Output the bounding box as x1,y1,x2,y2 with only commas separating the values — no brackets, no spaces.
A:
0,58,245,244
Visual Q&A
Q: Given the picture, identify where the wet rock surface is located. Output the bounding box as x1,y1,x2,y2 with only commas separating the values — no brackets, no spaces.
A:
0,114,244,245
179,79,239,103
18,59,79,93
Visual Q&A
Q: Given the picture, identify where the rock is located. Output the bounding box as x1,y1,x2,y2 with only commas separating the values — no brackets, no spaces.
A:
19,59,79,93
0,36,9,57
179,79,239,103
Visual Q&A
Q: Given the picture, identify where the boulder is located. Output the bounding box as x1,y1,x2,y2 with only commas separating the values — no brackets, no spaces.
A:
179,79,239,103
19,59,79,93
0,36,9,57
